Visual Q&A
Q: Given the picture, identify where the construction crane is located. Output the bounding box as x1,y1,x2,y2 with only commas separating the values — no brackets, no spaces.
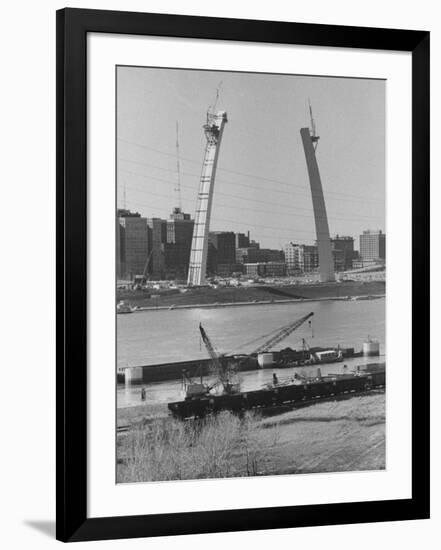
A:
141,249,154,281
308,99,320,151
251,312,314,355
132,249,154,288
199,323,239,394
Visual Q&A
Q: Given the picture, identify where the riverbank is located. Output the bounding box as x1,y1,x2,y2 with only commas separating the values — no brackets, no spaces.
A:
118,280,385,311
117,391,385,482
135,293,384,312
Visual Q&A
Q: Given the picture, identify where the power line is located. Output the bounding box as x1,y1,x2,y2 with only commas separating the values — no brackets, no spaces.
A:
120,155,380,206
121,195,317,238
117,138,384,205
119,169,384,223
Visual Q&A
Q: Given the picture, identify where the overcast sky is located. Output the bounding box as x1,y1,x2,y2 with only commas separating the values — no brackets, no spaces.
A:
116,66,385,250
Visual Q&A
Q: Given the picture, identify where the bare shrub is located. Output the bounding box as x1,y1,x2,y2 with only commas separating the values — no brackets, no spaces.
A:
117,411,266,483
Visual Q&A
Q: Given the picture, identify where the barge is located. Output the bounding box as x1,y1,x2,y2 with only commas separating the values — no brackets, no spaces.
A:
168,363,385,419
117,346,363,384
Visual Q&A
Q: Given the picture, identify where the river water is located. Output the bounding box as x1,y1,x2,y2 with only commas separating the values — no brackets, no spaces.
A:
117,298,385,408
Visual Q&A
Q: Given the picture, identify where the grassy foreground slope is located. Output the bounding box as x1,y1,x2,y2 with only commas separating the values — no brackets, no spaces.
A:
117,391,385,482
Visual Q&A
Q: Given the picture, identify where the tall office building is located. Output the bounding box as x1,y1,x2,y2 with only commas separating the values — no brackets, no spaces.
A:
236,247,260,264
331,235,355,271
207,231,236,274
360,230,386,262
284,242,319,273
284,242,303,272
118,209,149,280
164,207,194,279
302,245,320,272
147,217,167,279
235,232,250,248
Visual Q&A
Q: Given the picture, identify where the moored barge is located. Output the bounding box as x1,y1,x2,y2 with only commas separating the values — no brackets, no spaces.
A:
168,364,385,419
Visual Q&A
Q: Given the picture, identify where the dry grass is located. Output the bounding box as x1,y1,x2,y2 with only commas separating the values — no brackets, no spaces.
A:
117,392,386,483
117,411,267,483
255,392,386,475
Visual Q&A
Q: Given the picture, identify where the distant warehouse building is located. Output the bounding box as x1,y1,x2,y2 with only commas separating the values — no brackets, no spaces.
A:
243,262,287,278
237,246,284,264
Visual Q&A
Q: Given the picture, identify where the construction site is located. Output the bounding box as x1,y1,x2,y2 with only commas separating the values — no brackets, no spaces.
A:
117,300,385,482
116,85,386,483
117,98,385,307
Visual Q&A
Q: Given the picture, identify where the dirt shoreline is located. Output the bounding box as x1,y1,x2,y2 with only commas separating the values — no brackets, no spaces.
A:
118,280,385,311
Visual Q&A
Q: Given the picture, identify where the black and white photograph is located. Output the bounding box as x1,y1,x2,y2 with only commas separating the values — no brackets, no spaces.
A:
116,66,386,484
0,0,435,546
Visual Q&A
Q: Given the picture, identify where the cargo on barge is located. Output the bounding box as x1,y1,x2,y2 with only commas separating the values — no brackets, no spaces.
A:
117,345,363,384
168,365,385,419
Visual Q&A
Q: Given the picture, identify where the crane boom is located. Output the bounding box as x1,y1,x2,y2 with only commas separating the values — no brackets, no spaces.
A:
199,323,237,392
308,100,320,150
141,249,154,280
199,323,224,375
252,312,314,355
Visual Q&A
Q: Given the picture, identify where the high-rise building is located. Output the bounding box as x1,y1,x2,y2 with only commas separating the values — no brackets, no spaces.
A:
332,249,346,272
284,242,319,273
331,235,355,271
116,218,121,279
284,243,303,272
236,247,259,264
207,231,236,275
117,209,149,280
360,230,386,262
147,217,167,279
235,232,250,248
302,245,319,272
164,207,194,279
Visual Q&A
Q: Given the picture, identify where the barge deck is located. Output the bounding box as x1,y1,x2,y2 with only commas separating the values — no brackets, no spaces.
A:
168,365,385,419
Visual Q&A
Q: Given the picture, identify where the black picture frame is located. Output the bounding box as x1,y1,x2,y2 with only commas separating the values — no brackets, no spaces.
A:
56,8,430,543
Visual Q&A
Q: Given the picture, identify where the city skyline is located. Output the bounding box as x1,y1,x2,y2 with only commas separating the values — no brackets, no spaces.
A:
119,203,383,251
117,67,385,249
117,205,384,281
